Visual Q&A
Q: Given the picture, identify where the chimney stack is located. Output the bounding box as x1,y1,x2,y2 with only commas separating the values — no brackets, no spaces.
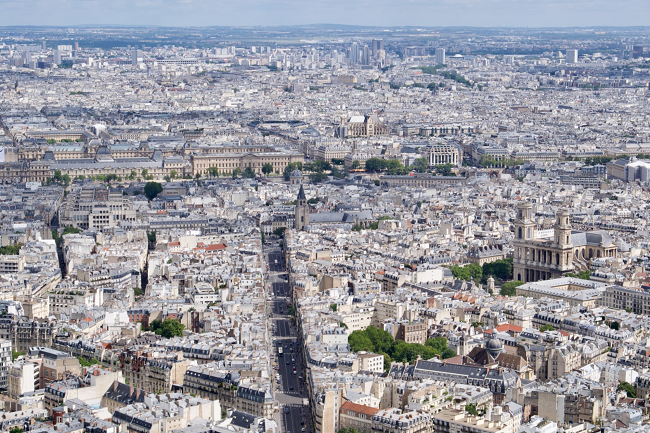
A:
113,380,118,391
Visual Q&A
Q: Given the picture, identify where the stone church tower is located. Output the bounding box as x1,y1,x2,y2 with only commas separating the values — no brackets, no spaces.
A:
294,185,309,231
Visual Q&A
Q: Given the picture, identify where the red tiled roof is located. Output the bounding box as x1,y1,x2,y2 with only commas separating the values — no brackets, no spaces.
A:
340,401,380,417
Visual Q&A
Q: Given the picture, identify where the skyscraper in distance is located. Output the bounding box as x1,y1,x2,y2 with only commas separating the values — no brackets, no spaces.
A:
566,49,578,64
435,48,446,65
372,39,384,58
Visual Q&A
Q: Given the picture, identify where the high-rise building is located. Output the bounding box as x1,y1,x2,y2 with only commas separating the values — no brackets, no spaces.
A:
74,42,79,51
371,39,384,58
566,49,578,64
362,45,370,65
348,43,359,65
131,49,143,66
53,50,61,65
633,45,645,59
435,47,446,65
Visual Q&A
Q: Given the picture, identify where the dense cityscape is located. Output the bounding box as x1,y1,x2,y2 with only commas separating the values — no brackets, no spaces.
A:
0,23,649,433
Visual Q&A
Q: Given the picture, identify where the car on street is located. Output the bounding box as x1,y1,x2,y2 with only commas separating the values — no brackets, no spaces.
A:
285,407,290,414
289,385,293,390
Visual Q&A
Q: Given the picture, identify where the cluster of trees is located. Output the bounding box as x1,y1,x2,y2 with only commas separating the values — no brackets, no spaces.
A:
47,170,71,187
77,356,100,367
482,259,514,282
478,156,525,168
618,381,635,398
449,259,512,283
582,156,613,166
439,70,471,86
0,243,22,256
500,281,524,296
566,270,591,280
435,163,456,176
412,157,428,173
414,65,446,75
146,318,185,338
348,326,455,372
144,182,163,200
539,324,555,332
365,158,408,175
448,263,484,282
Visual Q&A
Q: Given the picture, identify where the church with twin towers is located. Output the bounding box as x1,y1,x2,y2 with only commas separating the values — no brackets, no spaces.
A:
512,201,618,283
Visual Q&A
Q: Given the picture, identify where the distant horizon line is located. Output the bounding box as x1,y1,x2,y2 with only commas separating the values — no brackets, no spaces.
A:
0,24,649,30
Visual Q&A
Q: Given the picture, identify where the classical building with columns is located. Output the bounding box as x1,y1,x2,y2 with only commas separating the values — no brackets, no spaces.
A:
513,202,618,283
423,144,463,167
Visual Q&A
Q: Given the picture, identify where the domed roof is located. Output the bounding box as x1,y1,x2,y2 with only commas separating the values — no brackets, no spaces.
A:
290,169,303,177
486,338,503,350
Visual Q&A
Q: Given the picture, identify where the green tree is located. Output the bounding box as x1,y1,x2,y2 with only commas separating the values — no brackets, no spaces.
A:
150,319,185,338
232,167,241,179
351,160,361,170
11,350,25,361
170,170,178,179
242,167,256,178
412,157,428,173
330,303,337,312
540,324,555,332
10,427,23,433
273,227,286,237
147,231,156,244
435,163,455,176
617,381,636,398
77,356,100,367
144,182,163,201
262,163,274,175
500,281,524,296
133,287,144,297
310,172,327,184
448,263,482,281
566,270,591,280
0,244,22,255
465,403,479,416
609,321,620,330
207,167,219,177
482,258,513,282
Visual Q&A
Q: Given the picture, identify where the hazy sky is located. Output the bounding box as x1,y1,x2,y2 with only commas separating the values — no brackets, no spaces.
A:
0,0,648,27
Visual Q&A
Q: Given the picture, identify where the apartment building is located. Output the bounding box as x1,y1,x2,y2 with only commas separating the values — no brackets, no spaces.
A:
0,318,59,353
358,352,385,373
339,401,379,433
396,322,428,345
0,339,12,390
59,184,138,230
183,363,273,419
371,408,432,433
599,285,650,315
8,359,40,401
